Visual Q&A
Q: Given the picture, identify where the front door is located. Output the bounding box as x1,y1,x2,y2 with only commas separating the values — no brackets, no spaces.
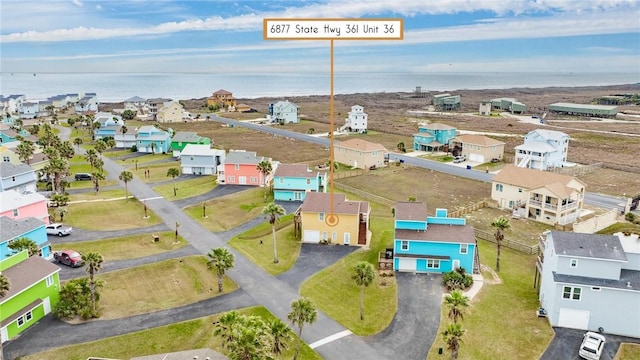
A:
294,191,303,201
43,297,51,314
343,233,350,245
239,176,247,185
452,260,460,270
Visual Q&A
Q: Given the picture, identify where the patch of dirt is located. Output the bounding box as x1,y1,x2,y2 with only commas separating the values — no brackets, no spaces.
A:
480,264,502,285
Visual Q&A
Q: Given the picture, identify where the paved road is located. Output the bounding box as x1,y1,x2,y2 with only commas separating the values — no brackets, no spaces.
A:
366,272,444,360
208,116,627,212
32,125,386,360
540,327,640,360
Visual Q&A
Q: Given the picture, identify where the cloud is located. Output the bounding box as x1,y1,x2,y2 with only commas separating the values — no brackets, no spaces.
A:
96,4,102,11
72,0,82,7
2,0,639,42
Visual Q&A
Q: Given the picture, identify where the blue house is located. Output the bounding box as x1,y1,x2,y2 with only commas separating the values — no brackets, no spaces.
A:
136,125,171,154
0,216,52,259
273,164,327,201
413,123,457,152
393,202,476,273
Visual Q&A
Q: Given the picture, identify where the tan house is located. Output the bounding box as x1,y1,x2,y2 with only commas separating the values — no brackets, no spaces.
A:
298,192,370,246
156,101,184,123
334,139,387,169
491,165,585,225
207,89,237,109
451,134,505,163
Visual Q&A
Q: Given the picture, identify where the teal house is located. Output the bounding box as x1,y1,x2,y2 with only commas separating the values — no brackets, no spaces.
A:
0,250,60,343
413,123,457,152
273,164,327,202
136,125,172,154
393,202,476,273
171,131,211,158
0,216,52,259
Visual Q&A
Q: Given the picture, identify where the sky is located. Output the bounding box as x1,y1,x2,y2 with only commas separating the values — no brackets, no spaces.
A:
1,0,639,74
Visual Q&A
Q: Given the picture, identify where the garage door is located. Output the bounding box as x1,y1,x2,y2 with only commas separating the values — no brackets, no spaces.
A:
303,230,320,243
397,258,416,272
469,154,484,163
558,308,590,330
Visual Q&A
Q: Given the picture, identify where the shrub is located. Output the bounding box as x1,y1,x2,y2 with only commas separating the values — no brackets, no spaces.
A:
130,145,138,152
625,212,636,222
443,269,473,290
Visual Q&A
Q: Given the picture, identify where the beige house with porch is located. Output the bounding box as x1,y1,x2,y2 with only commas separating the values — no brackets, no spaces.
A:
334,139,387,169
450,134,505,163
491,165,585,225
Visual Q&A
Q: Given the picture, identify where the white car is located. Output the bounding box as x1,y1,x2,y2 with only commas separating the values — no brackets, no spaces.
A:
46,223,73,237
579,331,606,360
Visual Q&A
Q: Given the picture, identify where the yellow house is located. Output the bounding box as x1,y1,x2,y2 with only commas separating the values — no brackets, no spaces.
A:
156,101,184,123
207,89,237,109
298,192,370,246
334,138,387,169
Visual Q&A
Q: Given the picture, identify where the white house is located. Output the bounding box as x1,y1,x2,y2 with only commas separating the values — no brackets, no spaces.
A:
478,101,492,115
341,105,368,133
0,95,26,115
124,96,147,115
514,129,569,170
537,231,640,338
180,144,225,175
267,100,299,124
18,102,38,119
74,94,98,114
0,162,37,194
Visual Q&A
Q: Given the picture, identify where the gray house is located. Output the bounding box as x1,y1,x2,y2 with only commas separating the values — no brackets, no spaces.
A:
267,100,299,124
0,162,37,194
537,231,640,338
179,144,225,175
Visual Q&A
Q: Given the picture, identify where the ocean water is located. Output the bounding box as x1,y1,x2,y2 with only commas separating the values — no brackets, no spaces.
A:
1,72,638,102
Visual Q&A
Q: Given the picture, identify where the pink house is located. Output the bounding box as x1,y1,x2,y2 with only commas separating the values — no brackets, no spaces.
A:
218,150,274,186
0,189,49,224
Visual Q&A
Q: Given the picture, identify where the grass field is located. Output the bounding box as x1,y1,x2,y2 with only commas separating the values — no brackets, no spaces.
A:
300,217,397,336
63,198,162,230
228,214,300,275
21,306,322,360
185,187,271,232
597,222,640,235
427,240,554,360
337,166,491,211
578,168,640,197
52,232,187,261
615,343,640,360
464,206,554,246
152,175,217,200
133,162,181,183
97,256,237,319
68,189,128,201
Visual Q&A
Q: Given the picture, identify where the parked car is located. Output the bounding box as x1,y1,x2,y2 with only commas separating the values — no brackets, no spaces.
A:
75,173,92,181
53,250,84,267
453,155,466,163
579,331,606,360
46,223,73,237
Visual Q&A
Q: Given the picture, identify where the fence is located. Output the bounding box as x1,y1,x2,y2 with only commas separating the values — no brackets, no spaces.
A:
474,228,539,255
547,162,603,176
331,169,365,180
603,162,640,174
448,200,489,218
573,209,619,234
333,182,396,207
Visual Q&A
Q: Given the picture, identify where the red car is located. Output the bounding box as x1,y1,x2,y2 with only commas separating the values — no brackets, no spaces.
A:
53,250,85,267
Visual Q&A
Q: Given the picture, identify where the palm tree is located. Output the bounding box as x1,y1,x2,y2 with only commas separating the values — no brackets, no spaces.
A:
7,237,39,257
91,120,101,138
207,247,235,293
269,318,293,357
91,170,106,194
444,290,470,324
262,202,285,263
442,323,465,360
85,148,98,172
54,207,69,222
150,142,157,154
491,215,511,272
256,160,272,200
59,140,75,159
16,139,35,165
43,155,69,194
73,137,83,150
352,261,376,320
119,170,133,200
288,297,318,360
105,138,116,151
82,252,104,314
215,310,241,346
166,167,180,196
94,140,107,156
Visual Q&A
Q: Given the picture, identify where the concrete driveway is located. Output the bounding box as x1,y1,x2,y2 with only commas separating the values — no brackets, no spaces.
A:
277,243,359,290
541,327,640,360
366,272,444,360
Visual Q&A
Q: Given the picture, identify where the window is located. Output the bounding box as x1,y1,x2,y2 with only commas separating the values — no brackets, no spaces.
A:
13,209,18,217
332,232,337,241
306,178,311,185
518,188,523,193
17,316,24,327
234,164,239,170
570,259,578,268
250,176,258,183
427,259,440,269
372,151,378,156
508,201,514,208
562,286,581,300
2,156,9,162
401,241,409,251
25,311,32,321
46,275,53,287
318,212,325,221
12,176,16,182
591,287,601,291
460,244,468,254
228,176,235,182
279,177,284,184
495,184,503,192
322,231,328,240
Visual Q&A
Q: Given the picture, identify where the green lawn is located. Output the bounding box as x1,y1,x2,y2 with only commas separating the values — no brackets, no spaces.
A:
616,343,640,360
427,240,554,360
134,162,182,183
20,306,322,360
300,217,397,336
228,214,301,275
420,154,454,163
52,232,187,261
185,187,272,232
68,189,128,201
597,222,640,235
63,198,162,230
153,175,217,200
131,153,174,164
98,256,237,319
465,207,554,246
